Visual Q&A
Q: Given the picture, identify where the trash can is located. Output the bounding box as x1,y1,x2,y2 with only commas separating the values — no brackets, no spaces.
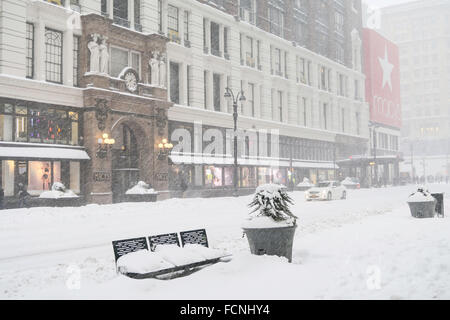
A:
431,193,444,218
407,200,436,218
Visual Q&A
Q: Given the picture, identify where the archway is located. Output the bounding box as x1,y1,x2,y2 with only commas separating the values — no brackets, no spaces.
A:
111,119,149,203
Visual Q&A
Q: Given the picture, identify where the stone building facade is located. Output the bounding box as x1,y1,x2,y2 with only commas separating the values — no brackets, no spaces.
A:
0,0,371,203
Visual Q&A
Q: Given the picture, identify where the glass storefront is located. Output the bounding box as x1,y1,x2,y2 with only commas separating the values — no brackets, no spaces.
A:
0,160,80,197
0,100,79,145
271,168,287,185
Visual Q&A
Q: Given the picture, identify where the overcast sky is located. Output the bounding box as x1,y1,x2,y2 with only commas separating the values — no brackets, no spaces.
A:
363,0,418,8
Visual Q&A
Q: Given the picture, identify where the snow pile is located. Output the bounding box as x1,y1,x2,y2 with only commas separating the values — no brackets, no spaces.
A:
39,182,78,199
126,181,158,195
407,188,436,203
116,250,174,274
242,215,295,229
297,177,314,187
117,245,227,273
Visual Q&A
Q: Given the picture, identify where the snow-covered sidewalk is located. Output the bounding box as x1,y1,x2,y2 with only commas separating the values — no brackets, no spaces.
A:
0,185,449,299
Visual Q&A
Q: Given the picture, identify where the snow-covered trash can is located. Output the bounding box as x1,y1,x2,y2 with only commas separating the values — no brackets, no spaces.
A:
407,188,437,219
38,182,81,207
243,184,298,263
296,177,314,191
124,181,158,202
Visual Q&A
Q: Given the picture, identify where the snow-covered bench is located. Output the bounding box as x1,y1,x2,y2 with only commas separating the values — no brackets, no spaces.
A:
112,229,231,280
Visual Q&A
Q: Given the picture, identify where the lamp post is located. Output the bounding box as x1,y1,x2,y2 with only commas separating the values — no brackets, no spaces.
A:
224,87,246,197
369,122,380,187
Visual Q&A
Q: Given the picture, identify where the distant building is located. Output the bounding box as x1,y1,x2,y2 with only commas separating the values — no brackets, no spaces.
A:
380,0,450,180
338,27,402,187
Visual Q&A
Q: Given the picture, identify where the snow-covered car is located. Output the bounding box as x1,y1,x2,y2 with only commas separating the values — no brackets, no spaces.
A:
305,181,347,201
341,177,360,189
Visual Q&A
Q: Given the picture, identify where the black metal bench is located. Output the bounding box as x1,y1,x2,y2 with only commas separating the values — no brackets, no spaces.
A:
112,229,230,280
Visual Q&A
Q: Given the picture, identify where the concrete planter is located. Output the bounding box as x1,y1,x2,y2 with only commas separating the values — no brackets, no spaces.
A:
122,193,158,203
407,200,436,219
243,225,297,262
34,197,83,208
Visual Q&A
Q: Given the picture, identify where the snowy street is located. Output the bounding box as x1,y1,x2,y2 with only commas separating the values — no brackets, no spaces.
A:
0,185,449,300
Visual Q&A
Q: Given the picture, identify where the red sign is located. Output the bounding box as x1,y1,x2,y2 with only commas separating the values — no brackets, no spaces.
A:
363,28,401,129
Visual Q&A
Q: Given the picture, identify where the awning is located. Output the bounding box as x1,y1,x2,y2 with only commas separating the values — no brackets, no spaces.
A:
0,146,90,161
170,154,337,169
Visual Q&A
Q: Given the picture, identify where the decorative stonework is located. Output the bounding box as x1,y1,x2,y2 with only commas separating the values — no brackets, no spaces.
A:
95,98,110,131
155,107,168,136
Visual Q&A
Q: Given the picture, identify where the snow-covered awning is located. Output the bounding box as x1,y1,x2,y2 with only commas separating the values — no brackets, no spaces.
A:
0,146,90,161
169,154,337,169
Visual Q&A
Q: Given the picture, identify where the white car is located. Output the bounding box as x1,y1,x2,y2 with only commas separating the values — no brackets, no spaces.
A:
305,181,347,201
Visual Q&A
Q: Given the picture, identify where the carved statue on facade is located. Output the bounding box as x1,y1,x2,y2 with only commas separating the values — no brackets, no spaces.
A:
149,51,160,86
88,34,100,73
95,99,110,131
158,53,167,88
99,37,109,74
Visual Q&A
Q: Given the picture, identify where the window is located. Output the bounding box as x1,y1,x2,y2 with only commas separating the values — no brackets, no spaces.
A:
101,0,108,15
278,91,283,122
271,46,282,76
110,47,140,78
213,73,221,112
0,103,13,142
170,62,180,104
184,10,190,45
317,0,329,25
224,27,229,59
204,71,208,109
134,0,141,31
113,0,129,27
158,0,163,33
335,11,344,35
269,5,284,37
341,108,345,132
26,23,34,79
243,36,254,67
210,22,221,57
248,83,255,117
240,0,255,24
1,100,79,145
323,103,328,130
45,29,63,84
73,36,80,87
168,5,180,43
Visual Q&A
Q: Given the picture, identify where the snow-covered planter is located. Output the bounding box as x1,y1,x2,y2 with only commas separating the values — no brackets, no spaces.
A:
38,182,82,207
407,187,436,219
296,177,314,191
242,184,298,262
123,181,158,203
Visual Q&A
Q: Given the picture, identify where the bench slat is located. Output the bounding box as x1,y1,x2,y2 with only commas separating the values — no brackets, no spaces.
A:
180,229,209,248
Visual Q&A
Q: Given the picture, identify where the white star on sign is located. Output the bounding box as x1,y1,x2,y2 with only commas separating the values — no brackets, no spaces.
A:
378,46,394,92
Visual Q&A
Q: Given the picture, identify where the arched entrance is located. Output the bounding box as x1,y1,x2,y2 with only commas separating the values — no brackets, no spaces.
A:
111,121,146,203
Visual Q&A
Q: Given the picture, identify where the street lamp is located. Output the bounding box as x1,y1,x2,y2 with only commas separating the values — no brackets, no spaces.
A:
96,133,115,159
369,122,380,187
224,87,246,197
157,138,174,160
